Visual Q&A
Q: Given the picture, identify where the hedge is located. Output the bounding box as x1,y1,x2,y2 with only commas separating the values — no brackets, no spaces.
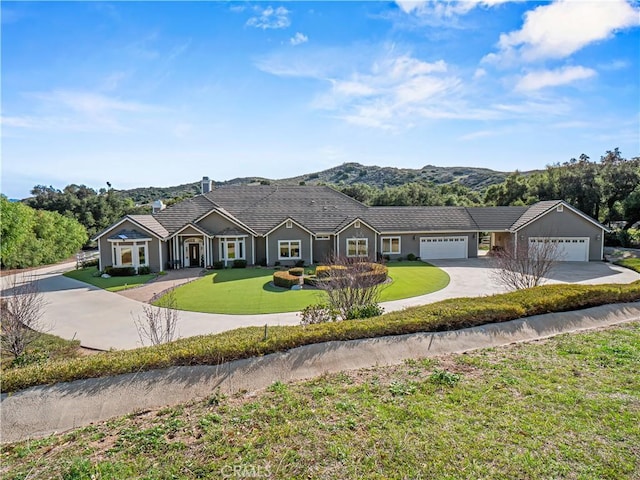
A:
273,271,300,288
104,266,136,277
3,281,640,393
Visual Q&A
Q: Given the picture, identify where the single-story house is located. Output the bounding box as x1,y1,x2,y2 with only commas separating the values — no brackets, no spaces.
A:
93,177,608,272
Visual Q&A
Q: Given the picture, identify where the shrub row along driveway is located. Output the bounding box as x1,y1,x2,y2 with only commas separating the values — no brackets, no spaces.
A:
2,258,638,351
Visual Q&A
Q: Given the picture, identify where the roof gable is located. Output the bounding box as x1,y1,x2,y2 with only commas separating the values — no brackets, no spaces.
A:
511,200,608,232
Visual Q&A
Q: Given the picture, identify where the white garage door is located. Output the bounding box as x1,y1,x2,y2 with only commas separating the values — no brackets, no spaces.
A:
420,236,468,260
529,237,589,262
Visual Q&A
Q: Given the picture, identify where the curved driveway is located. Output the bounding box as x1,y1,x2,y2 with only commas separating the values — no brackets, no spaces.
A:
3,258,638,351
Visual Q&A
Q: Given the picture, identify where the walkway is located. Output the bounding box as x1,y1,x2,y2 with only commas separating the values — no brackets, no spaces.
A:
1,258,638,351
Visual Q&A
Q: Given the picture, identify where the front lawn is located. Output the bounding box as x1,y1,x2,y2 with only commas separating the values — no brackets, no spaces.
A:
64,267,156,292
162,261,449,314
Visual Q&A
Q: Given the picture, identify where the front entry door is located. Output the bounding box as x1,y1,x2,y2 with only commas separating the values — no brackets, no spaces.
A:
189,243,200,267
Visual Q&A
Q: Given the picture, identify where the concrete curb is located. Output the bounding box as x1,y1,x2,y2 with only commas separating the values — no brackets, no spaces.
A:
2,302,640,444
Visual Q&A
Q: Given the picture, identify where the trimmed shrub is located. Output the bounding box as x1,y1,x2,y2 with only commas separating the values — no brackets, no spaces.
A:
213,261,225,270
233,259,247,269
138,266,151,275
81,258,99,268
315,266,332,278
104,266,136,277
407,253,417,261
288,267,304,277
295,259,305,268
273,271,300,289
4,281,640,393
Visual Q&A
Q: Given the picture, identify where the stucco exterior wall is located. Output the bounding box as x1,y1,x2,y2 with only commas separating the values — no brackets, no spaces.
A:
267,223,313,266
517,208,603,260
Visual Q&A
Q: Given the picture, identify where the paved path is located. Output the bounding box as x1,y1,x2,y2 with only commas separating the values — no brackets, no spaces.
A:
2,302,639,443
2,258,638,351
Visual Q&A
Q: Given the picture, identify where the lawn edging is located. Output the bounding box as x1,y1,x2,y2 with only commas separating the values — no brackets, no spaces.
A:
2,301,640,444
615,258,640,274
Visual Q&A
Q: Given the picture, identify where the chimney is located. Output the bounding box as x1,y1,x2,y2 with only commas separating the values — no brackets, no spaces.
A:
152,200,166,213
201,176,213,194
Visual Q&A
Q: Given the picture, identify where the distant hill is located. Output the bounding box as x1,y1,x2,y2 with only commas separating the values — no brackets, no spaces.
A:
119,163,511,204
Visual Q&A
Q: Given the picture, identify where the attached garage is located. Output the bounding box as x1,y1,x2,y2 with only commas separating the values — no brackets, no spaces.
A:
528,237,589,262
420,236,468,260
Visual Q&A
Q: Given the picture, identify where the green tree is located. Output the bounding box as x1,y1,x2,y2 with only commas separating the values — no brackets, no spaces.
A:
0,196,87,269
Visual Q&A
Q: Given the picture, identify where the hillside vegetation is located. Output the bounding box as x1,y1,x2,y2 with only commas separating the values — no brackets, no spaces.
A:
3,323,638,479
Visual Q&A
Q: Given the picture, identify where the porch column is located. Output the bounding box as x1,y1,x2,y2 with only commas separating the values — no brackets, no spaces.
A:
265,236,269,266
251,236,255,265
309,233,313,265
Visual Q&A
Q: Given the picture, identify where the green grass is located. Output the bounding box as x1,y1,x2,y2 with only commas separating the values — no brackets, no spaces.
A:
64,266,156,292
3,323,638,479
4,281,639,393
1,332,81,371
162,261,450,314
615,258,640,274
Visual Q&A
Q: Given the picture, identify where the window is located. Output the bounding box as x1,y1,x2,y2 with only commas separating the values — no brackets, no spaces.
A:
316,235,330,241
112,243,148,268
347,238,368,257
381,237,401,254
286,220,293,229
279,240,301,259
354,220,361,229
220,237,245,260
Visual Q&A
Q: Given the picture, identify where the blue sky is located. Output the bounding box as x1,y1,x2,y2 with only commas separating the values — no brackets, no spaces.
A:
2,1,639,199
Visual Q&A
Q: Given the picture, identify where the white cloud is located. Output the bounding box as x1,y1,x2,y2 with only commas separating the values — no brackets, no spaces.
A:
396,0,517,18
488,0,640,63
515,66,597,92
290,32,308,46
246,6,290,30
473,68,487,79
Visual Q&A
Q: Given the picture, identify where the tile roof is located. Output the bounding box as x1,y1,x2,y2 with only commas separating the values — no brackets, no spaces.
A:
466,206,529,231
153,195,218,233
510,200,562,231
128,215,170,238
365,206,479,232
132,186,602,239
201,185,369,235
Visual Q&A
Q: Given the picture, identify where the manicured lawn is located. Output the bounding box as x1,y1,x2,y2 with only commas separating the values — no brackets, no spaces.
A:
3,323,638,479
615,258,640,274
64,267,156,292
162,261,449,314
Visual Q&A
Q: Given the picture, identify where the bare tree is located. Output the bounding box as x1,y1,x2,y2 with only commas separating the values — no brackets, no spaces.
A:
134,289,180,346
491,237,564,290
1,274,48,358
316,255,386,320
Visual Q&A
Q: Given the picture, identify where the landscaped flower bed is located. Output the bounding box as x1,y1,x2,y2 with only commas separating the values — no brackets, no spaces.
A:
274,262,389,289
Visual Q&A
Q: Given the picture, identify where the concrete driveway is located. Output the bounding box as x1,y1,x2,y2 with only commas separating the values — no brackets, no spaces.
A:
2,258,638,351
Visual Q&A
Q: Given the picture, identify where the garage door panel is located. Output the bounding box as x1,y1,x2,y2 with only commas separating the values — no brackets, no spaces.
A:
529,237,589,262
420,236,468,260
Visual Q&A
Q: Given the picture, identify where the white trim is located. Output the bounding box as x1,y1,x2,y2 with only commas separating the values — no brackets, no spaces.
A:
336,218,380,236
513,201,609,233
192,208,257,236
601,232,604,261
219,236,246,266
528,236,590,262
309,233,313,265
381,236,402,254
97,240,102,272
111,241,149,270
92,216,165,241
252,236,256,265
169,223,212,239
266,236,270,266
346,238,368,257
107,237,152,243
159,241,163,272
264,217,314,237
278,240,302,260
